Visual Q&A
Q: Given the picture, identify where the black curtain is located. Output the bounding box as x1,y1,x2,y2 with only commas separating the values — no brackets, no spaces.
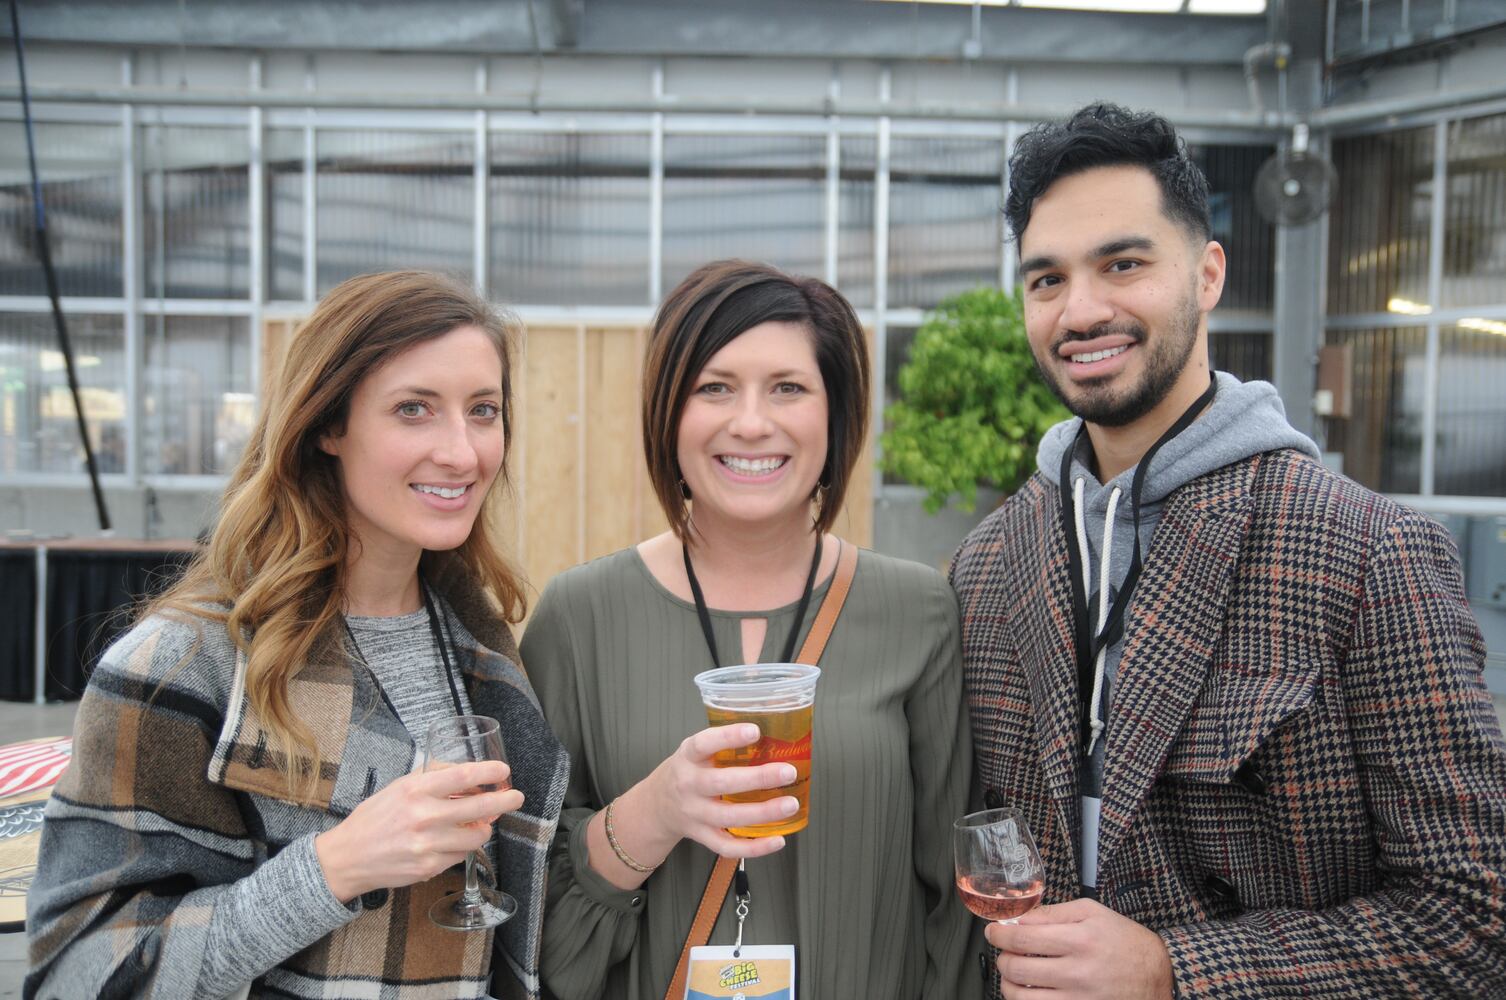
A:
41,549,194,701
0,550,38,701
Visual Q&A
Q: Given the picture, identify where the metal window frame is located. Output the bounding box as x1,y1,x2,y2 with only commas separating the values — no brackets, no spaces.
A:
9,61,1503,512
1322,110,1506,512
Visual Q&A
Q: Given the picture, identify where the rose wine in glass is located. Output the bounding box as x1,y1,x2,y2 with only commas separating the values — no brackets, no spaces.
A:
954,807,1046,924
425,714,517,931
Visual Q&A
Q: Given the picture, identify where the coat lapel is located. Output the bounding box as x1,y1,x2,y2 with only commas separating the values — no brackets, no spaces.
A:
1093,456,1259,877
207,646,363,811
1012,492,1085,877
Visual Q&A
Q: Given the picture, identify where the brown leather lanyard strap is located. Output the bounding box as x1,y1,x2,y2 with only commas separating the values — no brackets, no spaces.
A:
664,539,859,1000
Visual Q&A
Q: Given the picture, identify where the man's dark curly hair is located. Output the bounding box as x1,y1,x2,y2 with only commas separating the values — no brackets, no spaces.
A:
1005,102,1211,246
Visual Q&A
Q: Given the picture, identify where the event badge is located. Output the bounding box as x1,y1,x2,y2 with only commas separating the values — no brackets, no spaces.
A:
684,860,794,999
685,945,795,1000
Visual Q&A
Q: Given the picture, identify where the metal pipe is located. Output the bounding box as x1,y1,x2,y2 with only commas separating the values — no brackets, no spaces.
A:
871,68,891,522
1242,41,1292,116
1310,80,1506,129
33,544,47,706
19,77,1506,133
1420,120,1448,497
0,82,1279,131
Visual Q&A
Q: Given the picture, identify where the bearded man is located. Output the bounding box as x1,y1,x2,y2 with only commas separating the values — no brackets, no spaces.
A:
951,102,1506,1000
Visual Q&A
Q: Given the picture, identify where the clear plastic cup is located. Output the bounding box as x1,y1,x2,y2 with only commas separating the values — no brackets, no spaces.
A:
693,663,821,837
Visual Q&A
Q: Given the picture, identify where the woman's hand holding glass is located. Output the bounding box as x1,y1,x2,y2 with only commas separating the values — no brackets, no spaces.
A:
620,723,800,864
314,758,522,905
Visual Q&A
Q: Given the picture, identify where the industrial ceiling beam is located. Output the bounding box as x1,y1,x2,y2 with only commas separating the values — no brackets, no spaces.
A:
10,0,1266,66
0,80,1281,130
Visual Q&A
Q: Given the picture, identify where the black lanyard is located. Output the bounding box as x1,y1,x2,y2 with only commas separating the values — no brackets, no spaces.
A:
1058,375,1217,753
682,536,823,668
342,578,467,723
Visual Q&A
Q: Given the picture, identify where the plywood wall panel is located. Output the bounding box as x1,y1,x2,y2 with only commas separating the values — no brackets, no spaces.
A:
519,325,584,595
584,326,646,561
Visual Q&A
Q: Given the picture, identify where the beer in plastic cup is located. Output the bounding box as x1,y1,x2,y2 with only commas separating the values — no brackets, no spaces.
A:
693,663,820,837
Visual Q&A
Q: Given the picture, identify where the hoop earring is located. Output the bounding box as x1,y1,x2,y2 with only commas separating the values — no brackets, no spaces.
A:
811,478,830,512
678,477,692,500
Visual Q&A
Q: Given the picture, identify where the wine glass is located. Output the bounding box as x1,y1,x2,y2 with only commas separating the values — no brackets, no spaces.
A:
425,714,517,931
954,807,1046,924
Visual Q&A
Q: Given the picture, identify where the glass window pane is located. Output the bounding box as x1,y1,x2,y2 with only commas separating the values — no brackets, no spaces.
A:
316,131,473,294
141,315,252,476
142,125,251,299
881,324,918,486
838,136,876,308
1191,144,1275,312
490,132,649,306
1442,113,1506,310
888,136,1003,309
0,123,123,297
661,134,826,294
0,313,126,475
1321,326,1425,494
1209,331,1272,383
266,128,306,301
1327,127,1434,315
1435,323,1506,497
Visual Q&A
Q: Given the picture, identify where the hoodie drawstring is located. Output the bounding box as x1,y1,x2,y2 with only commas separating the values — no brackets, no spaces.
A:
1071,477,1121,758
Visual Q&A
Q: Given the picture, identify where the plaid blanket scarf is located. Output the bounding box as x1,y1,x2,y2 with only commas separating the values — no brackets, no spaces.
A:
25,556,568,1000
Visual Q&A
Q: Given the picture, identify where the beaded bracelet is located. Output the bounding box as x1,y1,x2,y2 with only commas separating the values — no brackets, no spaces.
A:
603,799,656,874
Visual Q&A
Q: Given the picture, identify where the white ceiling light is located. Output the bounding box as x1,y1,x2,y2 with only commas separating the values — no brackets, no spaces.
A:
1458,318,1506,337
1387,297,1433,316
868,0,1265,12
1188,0,1266,12
1017,0,1182,10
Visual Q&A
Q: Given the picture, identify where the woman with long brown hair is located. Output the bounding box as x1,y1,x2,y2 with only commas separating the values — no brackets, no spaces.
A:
522,260,979,1000
26,271,567,1000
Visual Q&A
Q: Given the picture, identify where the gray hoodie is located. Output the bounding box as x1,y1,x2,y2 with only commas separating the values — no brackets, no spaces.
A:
1033,371,1320,889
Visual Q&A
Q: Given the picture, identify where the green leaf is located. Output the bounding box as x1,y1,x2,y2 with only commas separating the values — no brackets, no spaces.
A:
879,285,1069,513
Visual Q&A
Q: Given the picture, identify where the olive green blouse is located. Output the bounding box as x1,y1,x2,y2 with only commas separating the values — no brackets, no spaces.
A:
521,545,982,1000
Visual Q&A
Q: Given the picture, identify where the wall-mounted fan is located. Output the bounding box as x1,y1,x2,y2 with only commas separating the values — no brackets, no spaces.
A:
1255,123,1337,227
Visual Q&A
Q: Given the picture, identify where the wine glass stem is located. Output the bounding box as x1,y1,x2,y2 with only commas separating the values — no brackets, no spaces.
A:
462,850,481,905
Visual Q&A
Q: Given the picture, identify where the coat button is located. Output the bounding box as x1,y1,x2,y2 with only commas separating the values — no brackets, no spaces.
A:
1233,759,1268,795
360,888,389,909
1204,873,1239,905
984,788,1004,810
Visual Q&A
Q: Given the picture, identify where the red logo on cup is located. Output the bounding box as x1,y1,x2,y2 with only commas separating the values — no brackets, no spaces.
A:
757,733,812,763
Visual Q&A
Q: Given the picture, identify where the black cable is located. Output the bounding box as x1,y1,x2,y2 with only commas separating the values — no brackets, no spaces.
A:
8,0,111,532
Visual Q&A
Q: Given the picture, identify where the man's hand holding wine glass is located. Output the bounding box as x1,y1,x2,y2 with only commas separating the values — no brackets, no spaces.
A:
986,898,1174,1000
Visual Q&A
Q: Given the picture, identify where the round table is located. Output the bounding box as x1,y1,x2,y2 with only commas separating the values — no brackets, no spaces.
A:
0,737,72,933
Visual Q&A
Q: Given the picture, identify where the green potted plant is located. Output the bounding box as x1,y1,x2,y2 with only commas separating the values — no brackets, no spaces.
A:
880,286,1068,514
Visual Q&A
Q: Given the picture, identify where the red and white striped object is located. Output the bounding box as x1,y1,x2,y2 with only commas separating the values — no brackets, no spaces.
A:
0,737,73,800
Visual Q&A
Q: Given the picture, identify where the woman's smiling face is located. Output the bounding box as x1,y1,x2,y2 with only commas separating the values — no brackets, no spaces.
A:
320,324,506,566
676,320,829,533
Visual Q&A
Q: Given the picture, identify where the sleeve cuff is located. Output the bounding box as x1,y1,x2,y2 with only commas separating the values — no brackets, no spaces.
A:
274,832,364,925
566,815,651,917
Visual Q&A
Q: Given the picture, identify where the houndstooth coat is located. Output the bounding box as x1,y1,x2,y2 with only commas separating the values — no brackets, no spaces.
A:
951,448,1506,998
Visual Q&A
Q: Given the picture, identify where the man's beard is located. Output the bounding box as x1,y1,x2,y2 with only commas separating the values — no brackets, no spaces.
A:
1032,283,1202,428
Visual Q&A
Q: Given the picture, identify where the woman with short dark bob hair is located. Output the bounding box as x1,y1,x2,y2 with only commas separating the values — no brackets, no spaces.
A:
523,259,979,1000
27,271,567,1000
